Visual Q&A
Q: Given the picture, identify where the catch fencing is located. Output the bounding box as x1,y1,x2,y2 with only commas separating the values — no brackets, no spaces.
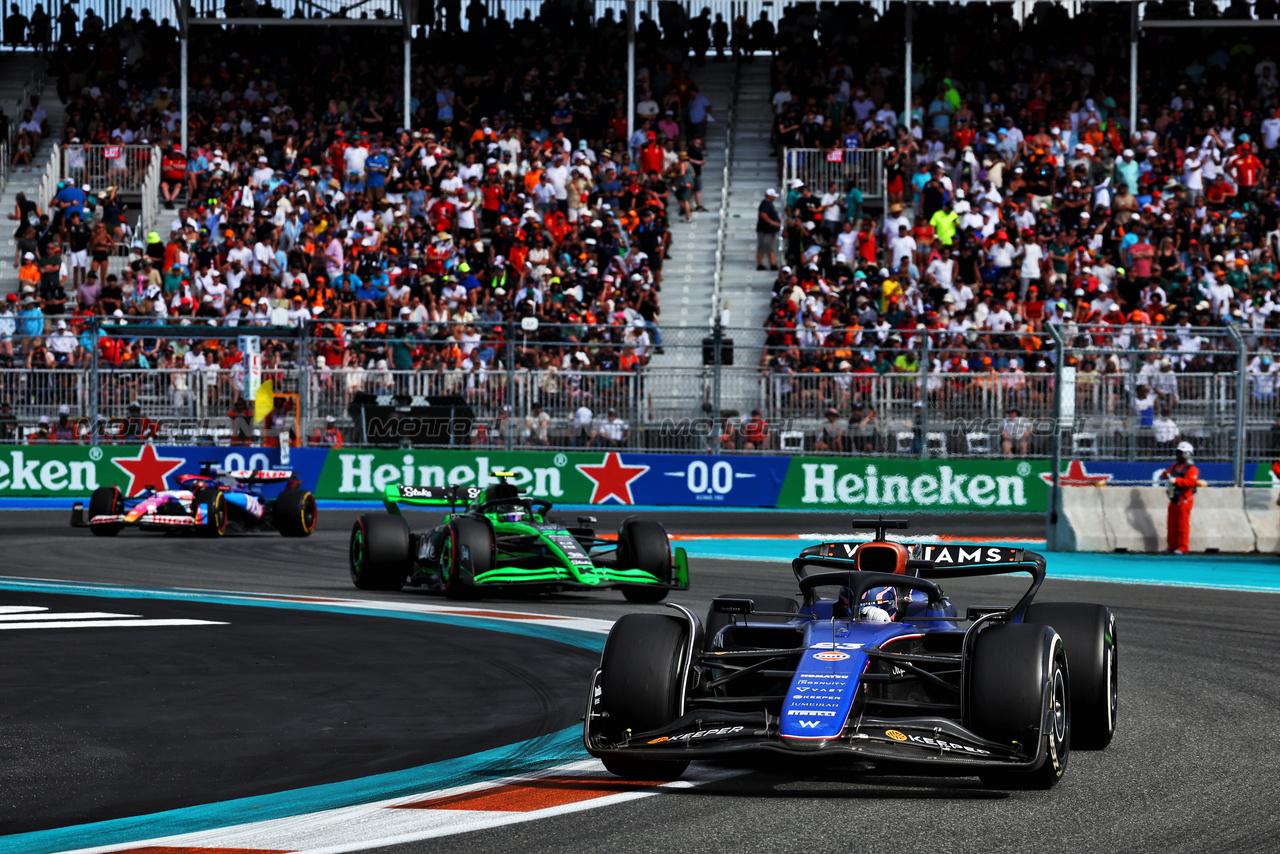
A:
1,317,1277,483
59,144,157,196
781,147,889,213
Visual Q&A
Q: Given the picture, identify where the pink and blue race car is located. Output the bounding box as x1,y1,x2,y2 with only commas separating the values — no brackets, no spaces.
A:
71,463,316,538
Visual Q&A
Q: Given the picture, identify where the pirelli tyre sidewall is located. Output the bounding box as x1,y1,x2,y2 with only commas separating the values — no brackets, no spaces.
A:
598,613,690,781
87,486,124,537
275,488,317,537
1024,602,1117,750
618,517,673,604
350,513,410,591
443,515,493,600
194,488,227,537
969,623,1070,789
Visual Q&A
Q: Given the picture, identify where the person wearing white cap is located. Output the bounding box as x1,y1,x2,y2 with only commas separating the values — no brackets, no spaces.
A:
757,189,782,271
48,318,78,366
1182,145,1205,202
1114,148,1139,197
311,415,345,448
53,404,79,443
1159,441,1201,554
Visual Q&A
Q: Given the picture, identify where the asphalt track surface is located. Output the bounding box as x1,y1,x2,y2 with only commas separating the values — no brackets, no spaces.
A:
4,508,1280,853
0,588,598,836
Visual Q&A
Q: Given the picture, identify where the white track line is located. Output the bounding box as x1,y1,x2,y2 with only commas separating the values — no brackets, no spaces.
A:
0,619,227,630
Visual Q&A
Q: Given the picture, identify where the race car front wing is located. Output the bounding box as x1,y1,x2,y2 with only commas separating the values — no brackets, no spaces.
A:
583,669,1054,773
70,504,197,528
450,547,690,591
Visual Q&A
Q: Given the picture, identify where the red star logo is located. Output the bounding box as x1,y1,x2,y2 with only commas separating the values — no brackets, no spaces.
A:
1039,460,1112,487
575,453,650,505
112,446,187,497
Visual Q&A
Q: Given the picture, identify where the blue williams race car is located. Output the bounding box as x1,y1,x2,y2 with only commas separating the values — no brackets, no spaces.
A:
71,462,316,538
585,518,1117,789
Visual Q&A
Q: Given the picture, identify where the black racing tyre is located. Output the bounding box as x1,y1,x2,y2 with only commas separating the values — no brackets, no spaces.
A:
193,488,227,537
969,623,1070,790
618,517,672,604
87,486,124,537
350,513,411,591
443,515,493,600
704,593,799,651
599,613,690,781
1024,603,1117,750
275,489,317,537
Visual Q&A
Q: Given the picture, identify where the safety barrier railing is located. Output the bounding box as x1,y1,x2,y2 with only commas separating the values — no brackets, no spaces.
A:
139,144,162,239
59,143,154,196
708,56,739,329
1,53,43,192
37,141,59,210
1,319,1276,474
781,147,888,212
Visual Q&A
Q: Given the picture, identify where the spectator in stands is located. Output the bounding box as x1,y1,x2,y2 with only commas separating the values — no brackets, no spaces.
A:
595,407,629,447
121,400,160,442
0,400,16,441
0,293,14,364
1000,408,1031,458
228,396,254,446
4,4,26,50
757,189,781,270
572,402,594,447
814,408,843,453
525,401,550,447
27,414,52,443
311,415,344,448
742,408,769,451
51,404,78,443
1153,407,1181,453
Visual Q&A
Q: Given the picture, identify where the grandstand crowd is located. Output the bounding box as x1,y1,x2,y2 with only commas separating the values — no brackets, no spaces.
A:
0,1,1279,449
759,2,1279,389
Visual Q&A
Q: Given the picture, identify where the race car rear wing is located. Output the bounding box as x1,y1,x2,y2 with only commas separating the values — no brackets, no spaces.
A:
225,470,294,483
382,484,484,514
195,460,295,483
794,530,1048,624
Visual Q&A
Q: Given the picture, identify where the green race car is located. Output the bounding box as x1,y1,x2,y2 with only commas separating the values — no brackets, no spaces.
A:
348,471,690,602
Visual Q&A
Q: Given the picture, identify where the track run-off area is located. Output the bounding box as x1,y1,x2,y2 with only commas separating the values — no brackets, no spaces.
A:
1,507,1278,854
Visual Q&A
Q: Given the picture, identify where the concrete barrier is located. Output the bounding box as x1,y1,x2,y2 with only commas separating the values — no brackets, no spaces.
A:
1190,488,1257,553
1052,486,1257,553
1244,487,1280,554
1102,487,1168,553
1047,486,1108,552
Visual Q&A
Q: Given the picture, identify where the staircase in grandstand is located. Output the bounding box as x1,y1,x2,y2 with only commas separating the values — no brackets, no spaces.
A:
648,60,733,360
713,61,776,410
0,53,63,299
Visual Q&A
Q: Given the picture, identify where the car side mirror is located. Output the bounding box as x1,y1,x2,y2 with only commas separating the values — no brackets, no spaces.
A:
712,597,755,615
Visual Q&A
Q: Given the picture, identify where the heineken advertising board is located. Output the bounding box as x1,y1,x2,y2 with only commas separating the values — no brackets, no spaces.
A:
0,445,1062,512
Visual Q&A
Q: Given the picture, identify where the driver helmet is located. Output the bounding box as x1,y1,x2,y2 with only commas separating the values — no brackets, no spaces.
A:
860,586,899,621
836,585,899,621
500,508,526,523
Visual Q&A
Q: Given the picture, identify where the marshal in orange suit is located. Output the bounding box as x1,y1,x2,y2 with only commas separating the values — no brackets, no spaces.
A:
1160,441,1200,554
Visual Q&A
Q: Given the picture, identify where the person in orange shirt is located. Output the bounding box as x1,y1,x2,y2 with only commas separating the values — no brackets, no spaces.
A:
1160,441,1201,554
18,252,39,288
523,164,544,195
1082,120,1104,153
